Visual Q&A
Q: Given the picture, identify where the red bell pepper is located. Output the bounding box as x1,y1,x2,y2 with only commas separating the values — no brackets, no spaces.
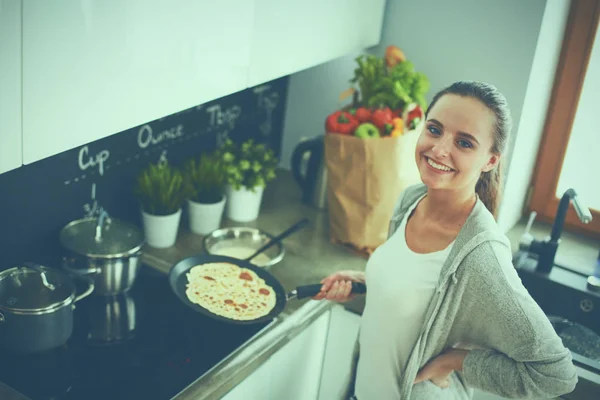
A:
406,105,424,130
325,111,359,135
350,107,373,123
371,107,394,133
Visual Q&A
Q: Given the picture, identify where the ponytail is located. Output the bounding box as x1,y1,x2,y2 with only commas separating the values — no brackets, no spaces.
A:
475,159,503,219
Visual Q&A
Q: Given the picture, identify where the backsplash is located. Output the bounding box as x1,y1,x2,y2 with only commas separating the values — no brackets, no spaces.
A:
0,77,289,269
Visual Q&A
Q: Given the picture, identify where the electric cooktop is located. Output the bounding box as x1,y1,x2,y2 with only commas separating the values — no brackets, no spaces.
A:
0,266,272,400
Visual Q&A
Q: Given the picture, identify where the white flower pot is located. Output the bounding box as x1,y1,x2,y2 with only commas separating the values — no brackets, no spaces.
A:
141,208,182,248
225,185,264,222
188,196,226,235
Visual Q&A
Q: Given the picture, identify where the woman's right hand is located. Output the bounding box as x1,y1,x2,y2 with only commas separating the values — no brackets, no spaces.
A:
313,270,366,303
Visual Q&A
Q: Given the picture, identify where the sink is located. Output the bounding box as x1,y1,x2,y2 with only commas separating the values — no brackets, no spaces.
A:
513,251,600,375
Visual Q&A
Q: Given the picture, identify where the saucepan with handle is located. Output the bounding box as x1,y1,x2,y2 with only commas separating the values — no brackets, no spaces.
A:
0,262,94,354
168,218,366,324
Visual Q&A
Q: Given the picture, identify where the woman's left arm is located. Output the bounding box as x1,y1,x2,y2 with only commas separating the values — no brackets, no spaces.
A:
454,241,578,398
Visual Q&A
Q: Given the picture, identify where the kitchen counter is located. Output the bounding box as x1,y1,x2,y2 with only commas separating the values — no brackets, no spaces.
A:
141,168,600,400
141,169,368,399
2,169,597,400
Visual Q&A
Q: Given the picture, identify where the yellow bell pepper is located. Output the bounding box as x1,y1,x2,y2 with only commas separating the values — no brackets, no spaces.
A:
390,118,404,137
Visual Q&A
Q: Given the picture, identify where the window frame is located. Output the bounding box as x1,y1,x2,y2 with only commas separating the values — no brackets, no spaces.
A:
528,0,600,240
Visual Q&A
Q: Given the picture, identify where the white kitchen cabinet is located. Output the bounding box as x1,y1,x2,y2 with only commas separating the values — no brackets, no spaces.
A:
318,305,361,400
223,310,330,400
0,0,23,174
247,0,386,87
21,0,254,164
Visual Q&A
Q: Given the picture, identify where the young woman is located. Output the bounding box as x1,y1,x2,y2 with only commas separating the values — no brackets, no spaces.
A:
315,81,578,399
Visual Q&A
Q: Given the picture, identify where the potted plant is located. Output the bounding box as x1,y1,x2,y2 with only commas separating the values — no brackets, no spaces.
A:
183,152,227,235
134,160,188,248
217,138,278,222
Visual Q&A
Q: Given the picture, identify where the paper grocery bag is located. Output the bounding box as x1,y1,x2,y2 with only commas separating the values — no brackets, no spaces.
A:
324,127,422,255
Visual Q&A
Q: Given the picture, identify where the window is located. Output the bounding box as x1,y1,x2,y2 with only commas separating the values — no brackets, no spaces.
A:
529,0,600,239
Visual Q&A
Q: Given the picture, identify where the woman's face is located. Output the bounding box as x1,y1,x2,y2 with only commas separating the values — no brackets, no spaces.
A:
415,94,500,193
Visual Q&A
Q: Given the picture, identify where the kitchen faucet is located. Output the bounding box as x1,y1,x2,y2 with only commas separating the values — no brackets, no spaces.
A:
519,188,592,273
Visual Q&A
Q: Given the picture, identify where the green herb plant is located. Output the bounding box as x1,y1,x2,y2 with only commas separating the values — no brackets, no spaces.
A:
183,153,226,204
134,161,189,216
350,54,430,111
217,138,278,191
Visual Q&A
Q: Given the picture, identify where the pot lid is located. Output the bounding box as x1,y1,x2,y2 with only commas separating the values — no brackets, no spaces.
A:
59,217,144,258
0,266,74,313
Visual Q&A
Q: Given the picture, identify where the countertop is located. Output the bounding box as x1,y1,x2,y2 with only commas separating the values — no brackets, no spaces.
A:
140,168,600,400
141,169,368,399
3,169,597,400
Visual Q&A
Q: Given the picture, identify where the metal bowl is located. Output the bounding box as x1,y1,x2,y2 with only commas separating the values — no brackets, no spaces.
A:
203,227,285,268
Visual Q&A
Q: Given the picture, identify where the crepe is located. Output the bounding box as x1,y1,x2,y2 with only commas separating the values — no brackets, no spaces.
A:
185,262,277,320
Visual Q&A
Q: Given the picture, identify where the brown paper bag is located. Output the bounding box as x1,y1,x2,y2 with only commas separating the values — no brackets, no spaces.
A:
324,126,423,256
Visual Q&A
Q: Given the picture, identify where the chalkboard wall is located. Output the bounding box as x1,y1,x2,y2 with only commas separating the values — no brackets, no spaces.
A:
0,77,289,269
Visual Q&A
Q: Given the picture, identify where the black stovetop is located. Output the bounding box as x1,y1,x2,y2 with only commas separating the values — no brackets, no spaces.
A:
0,266,271,400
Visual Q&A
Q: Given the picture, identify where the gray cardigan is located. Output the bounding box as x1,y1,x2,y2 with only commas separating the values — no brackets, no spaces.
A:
351,183,578,399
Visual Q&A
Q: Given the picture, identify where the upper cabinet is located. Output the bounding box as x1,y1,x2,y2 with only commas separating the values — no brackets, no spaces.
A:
22,0,254,164
18,0,386,165
0,0,23,174
247,0,386,87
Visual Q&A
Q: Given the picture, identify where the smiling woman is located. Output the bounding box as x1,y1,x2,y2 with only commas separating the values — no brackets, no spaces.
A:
315,81,578,400
418,82,511,219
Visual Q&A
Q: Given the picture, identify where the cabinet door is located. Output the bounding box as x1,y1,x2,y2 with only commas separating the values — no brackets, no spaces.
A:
268,311,329,400
220,351,271,400
22,0,254,164
0,0,23,174
318,305,361,400
223,310,330,400
247,0,386,87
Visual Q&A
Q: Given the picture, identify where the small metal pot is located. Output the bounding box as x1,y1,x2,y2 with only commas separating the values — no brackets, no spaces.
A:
59,213,145,296
203,226,285,268
0,264,94,354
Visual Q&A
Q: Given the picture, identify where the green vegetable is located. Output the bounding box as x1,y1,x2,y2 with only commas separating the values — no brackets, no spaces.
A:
350,54,430,111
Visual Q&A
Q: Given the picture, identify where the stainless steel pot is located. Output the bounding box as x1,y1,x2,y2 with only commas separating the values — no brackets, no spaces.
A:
59,212,145,296
0,264,94,354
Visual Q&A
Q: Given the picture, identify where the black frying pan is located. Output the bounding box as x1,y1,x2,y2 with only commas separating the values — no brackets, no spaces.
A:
168,218,366,325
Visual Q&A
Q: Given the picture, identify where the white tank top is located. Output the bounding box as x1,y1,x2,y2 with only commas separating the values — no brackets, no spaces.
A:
354,195,454,399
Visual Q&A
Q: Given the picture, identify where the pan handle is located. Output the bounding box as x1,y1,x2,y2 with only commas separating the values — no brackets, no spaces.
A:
245,218,310,262
292,282,367,300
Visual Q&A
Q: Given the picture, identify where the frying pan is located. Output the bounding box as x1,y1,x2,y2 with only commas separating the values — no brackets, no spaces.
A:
168,218,366,324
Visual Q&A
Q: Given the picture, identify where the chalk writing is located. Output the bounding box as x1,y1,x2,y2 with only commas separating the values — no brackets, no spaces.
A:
254,85,280,137
137,124,184,149
83,183,100,218
216,130,230,148
78,145,110,176
206,104,241,130
158,150,169,168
